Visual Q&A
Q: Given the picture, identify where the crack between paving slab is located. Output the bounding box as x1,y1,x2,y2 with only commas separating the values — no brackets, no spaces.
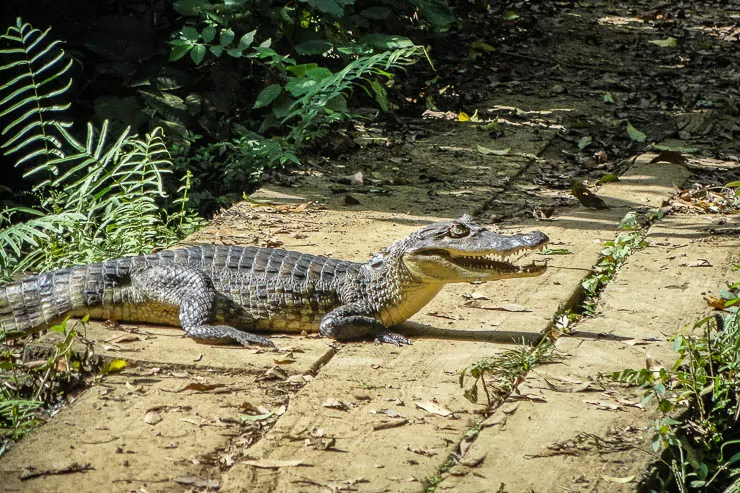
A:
470,156,542,218
431,223,653,491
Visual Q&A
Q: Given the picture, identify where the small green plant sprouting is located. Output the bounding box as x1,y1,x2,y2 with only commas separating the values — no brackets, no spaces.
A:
579,214,651,315
607,305,740,492
459,338,555,414
0,318,89,455
426,456,456,493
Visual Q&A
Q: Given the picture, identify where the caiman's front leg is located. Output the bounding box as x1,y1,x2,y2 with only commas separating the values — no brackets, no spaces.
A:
131,264,275,347
319,303,411,346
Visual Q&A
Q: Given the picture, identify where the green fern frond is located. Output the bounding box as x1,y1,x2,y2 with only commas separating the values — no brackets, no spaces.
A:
0,207,85,277
284,45,422,144
0,17,72,179
0,19,201,278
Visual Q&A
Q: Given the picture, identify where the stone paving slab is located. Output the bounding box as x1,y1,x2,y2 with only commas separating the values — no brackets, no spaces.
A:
437,213,740,492
220,162,689,492
0,159,713,493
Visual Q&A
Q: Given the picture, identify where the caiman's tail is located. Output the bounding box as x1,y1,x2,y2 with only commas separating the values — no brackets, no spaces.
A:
0,266,95,338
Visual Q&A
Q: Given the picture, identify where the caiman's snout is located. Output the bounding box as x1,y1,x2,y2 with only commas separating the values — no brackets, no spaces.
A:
400,217,550,282
491,230,549,254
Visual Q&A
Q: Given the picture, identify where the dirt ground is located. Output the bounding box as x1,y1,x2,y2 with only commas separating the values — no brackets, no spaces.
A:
2,1,740,492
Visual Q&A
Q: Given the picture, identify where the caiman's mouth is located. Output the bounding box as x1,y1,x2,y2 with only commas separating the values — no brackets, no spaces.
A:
417,246,548,275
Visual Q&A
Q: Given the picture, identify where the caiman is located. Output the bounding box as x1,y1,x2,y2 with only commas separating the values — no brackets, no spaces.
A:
0,215,548,347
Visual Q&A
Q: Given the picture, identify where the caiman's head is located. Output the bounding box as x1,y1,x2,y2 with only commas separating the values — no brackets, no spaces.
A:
381,215,549,283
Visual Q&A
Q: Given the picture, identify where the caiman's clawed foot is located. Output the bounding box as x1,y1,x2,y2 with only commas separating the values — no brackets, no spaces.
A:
374,331,412,346
186,324,276,348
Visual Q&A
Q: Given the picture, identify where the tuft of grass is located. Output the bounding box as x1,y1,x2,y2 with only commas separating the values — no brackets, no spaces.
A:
459,337,555,415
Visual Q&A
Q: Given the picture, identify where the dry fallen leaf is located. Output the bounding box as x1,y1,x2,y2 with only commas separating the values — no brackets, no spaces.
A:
242,459,307,468
462,292,491,301
371,419,408,431
274,352,297,364
645,352,664,372
481,303,531,312
622,338,649,346
705,296,728,309
689,259,712,267
177,383,227,393
322,398,349,411
544,379,592,393
649,150,687,165
584,400,623,411
104,333,140,343
415,401,453,417
616,398,643,409
426,311,455,320
602,474,635,483
344,195,361,206
144,411,162,425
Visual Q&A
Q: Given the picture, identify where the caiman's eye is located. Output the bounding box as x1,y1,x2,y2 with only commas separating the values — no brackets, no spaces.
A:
448,224,469,238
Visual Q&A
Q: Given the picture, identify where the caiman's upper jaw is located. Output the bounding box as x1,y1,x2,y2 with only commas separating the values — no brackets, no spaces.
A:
414,246,548,278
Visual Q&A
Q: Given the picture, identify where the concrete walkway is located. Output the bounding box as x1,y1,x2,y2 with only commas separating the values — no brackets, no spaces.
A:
1,158,738,493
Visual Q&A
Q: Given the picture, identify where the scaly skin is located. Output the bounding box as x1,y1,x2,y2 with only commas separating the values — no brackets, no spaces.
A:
0,215,549,347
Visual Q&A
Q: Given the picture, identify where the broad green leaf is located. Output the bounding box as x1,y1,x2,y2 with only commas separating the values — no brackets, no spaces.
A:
503,9,519,20
189,44,206,65
598,174,619,184
359,34,414,50
181,26,200,42
169,44,192,62
220,28,235,47
238,30,256,51
577,136,592,150
285,77,317,97
626,121,646,142
301,0,354,17
727,451,740,465
209,45,223,57
325,94,348,113
172,0,213,16
201,25,216,43
360,6,391,19
408,0,455,27
305,67,332,81
603,91,614,104
295,40,333,55
649,37,677,48
476,145,510,156
253,84,282,109
286,63,318,77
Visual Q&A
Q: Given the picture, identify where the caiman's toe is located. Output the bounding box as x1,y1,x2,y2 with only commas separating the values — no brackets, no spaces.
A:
244,335,276,348
374,331,412,346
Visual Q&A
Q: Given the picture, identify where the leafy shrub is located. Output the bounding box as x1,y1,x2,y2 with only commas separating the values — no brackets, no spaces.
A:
608,305,740,492
0,18,202,279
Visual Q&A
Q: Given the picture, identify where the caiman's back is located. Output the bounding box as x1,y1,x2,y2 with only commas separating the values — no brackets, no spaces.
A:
0,245,359,340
